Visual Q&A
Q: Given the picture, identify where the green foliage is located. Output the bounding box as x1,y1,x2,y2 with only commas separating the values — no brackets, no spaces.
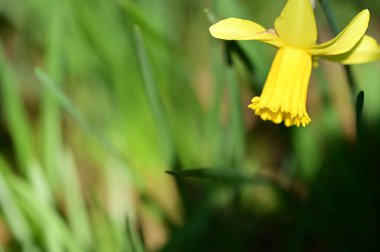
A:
0,0,380,251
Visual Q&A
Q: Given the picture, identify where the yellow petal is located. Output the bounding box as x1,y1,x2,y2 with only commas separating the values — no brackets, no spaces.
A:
274,0,317,47
323,35,380,64
249,47,312,127
209,18,283,47
307,9,370,56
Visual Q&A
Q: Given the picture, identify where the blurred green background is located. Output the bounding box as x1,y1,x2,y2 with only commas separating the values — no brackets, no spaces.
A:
0,0,380,251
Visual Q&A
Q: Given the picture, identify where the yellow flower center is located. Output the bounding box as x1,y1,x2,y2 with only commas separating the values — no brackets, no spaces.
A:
248,47,312,127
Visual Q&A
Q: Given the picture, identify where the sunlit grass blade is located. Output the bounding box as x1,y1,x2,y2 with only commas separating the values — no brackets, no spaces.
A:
35,69,149,251
34,69,144,186
104,158,138,251
35,69,111,153
90,205,129,252
59,150,92,250
0,45,61,251
34,69,104,144
133,26,174,163
0,157,37,251
118,0,168,47
0,45,33,173
8,173,82,252
41,4,64,188
0,157,81,251
126,219,145,252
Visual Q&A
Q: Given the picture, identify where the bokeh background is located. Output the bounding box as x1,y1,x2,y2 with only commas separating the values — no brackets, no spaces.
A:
1,0,380,251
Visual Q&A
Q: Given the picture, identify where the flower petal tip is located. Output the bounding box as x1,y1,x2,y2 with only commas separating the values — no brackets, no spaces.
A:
362,9,370,23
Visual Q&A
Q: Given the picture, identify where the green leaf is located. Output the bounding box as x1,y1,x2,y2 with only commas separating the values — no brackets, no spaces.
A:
166,168,262,184
133,25,174,163
356,90,365,130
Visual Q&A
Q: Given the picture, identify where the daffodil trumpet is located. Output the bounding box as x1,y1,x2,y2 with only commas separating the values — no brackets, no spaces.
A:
209,0,380,127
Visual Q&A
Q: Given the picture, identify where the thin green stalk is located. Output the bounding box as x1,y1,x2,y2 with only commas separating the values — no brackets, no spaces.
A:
318,0,364,129
42,0,64,188
318,0,340,34
318,0,357,93
206,42,226,167
225,51,245,166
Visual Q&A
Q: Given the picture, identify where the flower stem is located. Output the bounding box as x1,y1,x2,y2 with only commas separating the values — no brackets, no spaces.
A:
318,0,339,35
318,0,356,92
318,0,365,131
318,0,356,93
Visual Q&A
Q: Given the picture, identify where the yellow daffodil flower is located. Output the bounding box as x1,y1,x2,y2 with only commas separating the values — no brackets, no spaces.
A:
209,0,380,127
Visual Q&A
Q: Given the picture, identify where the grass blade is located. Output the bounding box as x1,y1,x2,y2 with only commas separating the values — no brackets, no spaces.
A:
59,149,92,250
0,45,33,173
34,69,145,186
133,26,174,163
0,157,37,251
